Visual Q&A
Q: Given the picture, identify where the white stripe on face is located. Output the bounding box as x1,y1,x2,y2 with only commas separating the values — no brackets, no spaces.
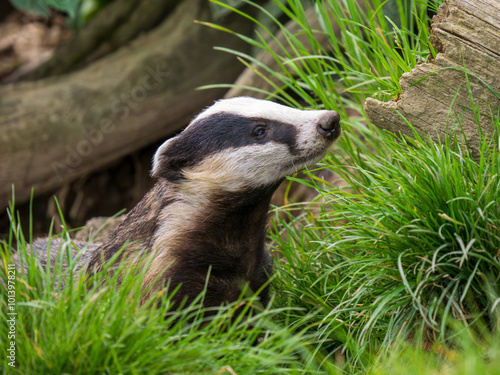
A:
181,138,330,193
182,142,293,192
193,97,332,130
192,97,337,153
153,97,340,185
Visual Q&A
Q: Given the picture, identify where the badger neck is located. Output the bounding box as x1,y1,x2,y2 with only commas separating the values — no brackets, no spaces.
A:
88,178,280,304
164,179,282,260
193,183,280,251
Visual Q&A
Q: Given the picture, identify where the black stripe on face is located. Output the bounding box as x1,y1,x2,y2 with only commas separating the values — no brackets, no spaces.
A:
155,112,299,181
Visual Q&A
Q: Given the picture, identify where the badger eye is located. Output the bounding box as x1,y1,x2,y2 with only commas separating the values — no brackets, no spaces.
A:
252,125,268,139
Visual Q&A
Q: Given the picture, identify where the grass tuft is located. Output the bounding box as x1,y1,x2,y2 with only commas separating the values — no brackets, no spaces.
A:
270,115,500,362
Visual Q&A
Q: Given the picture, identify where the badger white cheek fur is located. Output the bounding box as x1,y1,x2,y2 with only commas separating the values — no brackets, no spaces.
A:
183,142,294,192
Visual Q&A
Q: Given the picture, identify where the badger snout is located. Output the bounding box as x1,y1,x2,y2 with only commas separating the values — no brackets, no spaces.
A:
316,111,341,141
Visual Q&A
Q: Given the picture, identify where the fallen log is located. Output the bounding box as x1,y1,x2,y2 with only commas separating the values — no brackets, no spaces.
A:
364,0,500,156
0,0,255,208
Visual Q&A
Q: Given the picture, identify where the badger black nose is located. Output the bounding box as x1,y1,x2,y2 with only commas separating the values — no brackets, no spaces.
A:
317,111,341,140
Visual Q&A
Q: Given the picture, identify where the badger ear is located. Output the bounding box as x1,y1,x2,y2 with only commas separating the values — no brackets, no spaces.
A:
151,138,184,181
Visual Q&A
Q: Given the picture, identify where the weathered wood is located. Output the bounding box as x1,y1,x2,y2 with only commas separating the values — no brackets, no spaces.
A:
364,0,500,156
0,0,254,208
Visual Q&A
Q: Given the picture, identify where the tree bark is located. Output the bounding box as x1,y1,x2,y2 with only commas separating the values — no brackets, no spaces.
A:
364,0,500,157
0,0,255,208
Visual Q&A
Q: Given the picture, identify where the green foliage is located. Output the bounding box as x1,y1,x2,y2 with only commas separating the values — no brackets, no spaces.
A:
8,0,112,29
8,0,53,17
202,0,440,108
0,205,330,374
270,113,500,362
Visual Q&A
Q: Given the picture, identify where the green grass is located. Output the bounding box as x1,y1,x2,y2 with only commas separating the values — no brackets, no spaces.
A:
1,217,332,374
270,116,500,364
203,0,440,111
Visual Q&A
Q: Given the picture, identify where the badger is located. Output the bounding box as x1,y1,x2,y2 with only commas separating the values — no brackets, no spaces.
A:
16,97,341,308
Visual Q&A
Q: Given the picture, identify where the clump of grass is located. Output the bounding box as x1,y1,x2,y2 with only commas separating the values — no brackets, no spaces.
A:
203,0,440,113
2,206,500,375
270,112,500,363
371,327,500,375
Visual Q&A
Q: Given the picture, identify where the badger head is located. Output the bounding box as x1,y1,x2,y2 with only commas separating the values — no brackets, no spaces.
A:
152,97,341,194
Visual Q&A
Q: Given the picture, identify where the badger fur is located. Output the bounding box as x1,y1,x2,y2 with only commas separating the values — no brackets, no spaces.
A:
19,97,341,307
